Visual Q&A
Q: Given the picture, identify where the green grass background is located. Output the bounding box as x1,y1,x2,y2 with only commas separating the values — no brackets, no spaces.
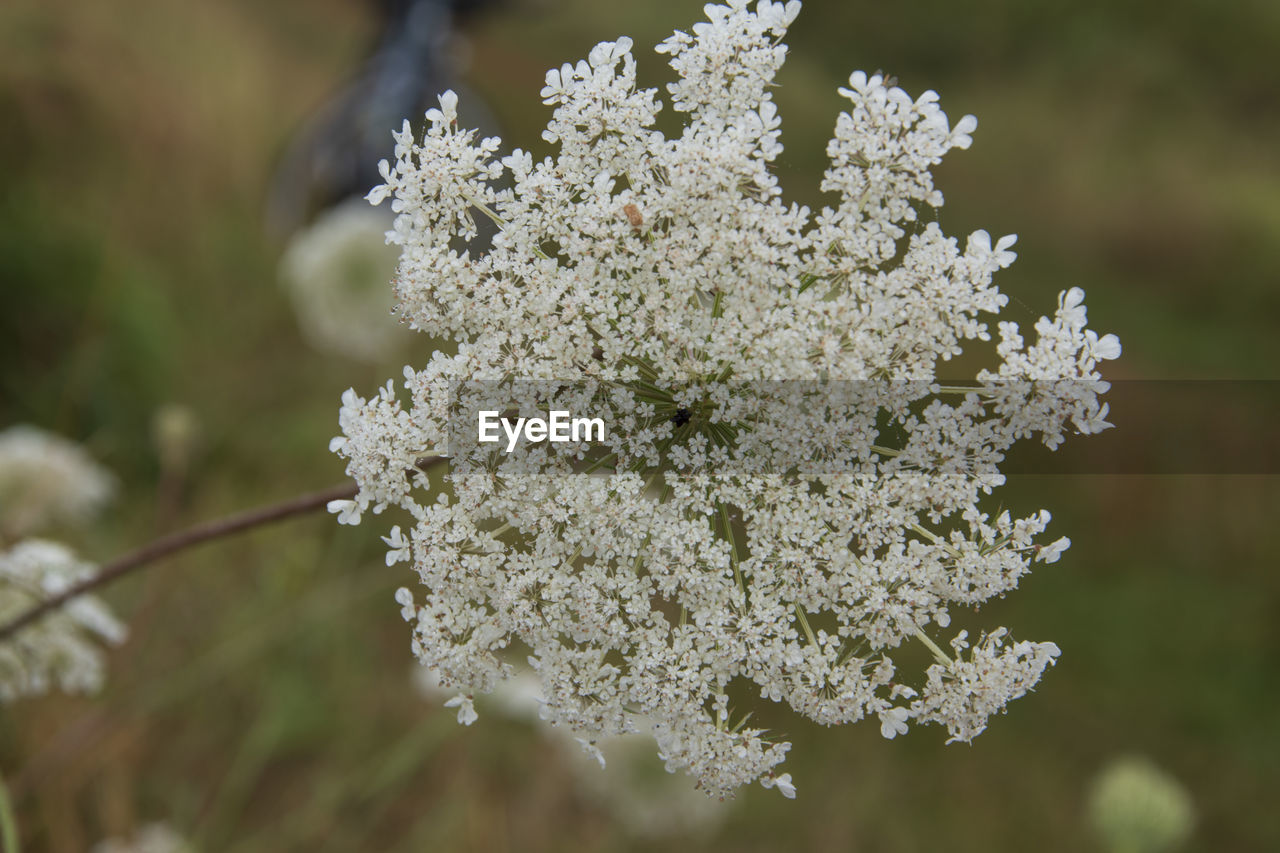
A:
1,0,1277,849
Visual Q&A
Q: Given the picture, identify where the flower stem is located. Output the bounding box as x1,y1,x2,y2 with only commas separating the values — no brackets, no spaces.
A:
794,604,818,646
0,481,374,643
932,385,995,396
910,523,962,558
913,627,954,667
718,504,747,601
462,191,552,261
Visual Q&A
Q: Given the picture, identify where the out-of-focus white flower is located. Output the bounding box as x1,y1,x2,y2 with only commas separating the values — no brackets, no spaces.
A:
1089,756,1195,853
486,670,545,719
564,721,731,837
91,823,195,853
279,198,409,362
410,659,446,700
409,662,726,835
0,540,126,702
412,661,544,724
0,425,115,539
335,0,1120,799
575,736,607,769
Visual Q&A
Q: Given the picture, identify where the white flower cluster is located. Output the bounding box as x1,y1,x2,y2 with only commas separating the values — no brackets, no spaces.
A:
0,424,115,540
0,540,126,702
907,628,1062,743
331,0,1120,798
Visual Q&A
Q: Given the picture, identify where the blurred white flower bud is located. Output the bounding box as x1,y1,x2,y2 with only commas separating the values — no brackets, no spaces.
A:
1089,755,1195,853
152,404,200,477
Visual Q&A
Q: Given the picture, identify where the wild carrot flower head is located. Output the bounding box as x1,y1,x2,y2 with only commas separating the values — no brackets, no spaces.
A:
0,540,126,702
331,0,1119,798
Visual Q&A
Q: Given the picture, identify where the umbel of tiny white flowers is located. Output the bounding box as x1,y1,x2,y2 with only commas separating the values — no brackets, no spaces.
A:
0,540,127,702
330,0,1120,799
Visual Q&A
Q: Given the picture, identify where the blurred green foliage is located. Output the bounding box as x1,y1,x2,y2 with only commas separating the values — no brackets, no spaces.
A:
1,0,1277,850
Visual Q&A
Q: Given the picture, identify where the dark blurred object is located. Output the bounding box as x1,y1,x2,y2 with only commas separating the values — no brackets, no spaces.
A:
267,0,503,237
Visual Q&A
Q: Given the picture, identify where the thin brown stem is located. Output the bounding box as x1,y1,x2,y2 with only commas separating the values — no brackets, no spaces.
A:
0,482,363,643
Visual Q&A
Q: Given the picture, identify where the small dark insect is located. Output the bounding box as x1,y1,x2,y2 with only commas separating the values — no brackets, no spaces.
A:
623,203,644,230
873,68,899,88
672,407,692,427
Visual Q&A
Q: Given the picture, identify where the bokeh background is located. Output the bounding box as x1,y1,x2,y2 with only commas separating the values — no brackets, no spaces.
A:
2,0,1278,849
